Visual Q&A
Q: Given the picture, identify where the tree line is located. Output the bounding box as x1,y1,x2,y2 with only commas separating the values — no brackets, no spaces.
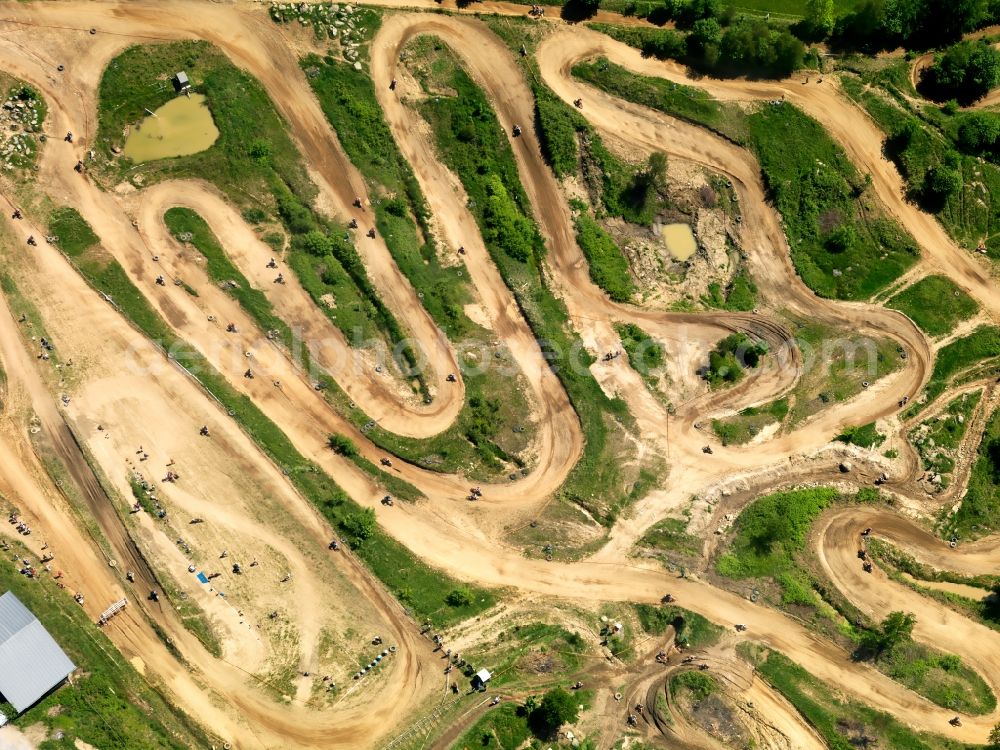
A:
560,0,1000,83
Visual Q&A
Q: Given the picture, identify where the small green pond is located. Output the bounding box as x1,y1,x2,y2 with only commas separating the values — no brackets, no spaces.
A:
123,94,219,163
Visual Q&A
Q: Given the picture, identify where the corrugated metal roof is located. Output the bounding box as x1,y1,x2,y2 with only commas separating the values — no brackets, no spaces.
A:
0,591,75,713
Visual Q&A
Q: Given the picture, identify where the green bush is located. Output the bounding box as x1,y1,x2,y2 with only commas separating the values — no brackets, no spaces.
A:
836,422,885,448
706,269,758,311
717,487,839,579
921,40,1000,105
703,332,767,387
617,322,664,375
483,175,538,262
635,603,723,647
572,53,748,143
528,687,579,739
445,586,474,607
535,93,585,177
341,507,377,544
670,670,717,700
574,214,634,301
327,434,359,457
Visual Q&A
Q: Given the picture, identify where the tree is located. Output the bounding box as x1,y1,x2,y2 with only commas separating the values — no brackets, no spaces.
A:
327,434,358,457
862,611,915,657
924,162,962,199
989,721,1000,748
675,0,719,28
824,224,858,254
248,138,271,164
341,508,377,544
445,586,473,607
562,0,600,20
302,229,335,257
647,152,669,197
528,688,579,739
958,111,1000,154
687,17,723,63
806,0,835,37
918,0,987,43
922,40,1000,104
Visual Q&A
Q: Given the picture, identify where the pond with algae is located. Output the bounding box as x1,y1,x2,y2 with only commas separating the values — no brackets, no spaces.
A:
123,94,219,163
662,223,698,261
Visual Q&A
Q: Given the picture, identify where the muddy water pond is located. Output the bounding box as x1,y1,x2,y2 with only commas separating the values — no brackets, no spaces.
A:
123,94,219,163
662,222,697,261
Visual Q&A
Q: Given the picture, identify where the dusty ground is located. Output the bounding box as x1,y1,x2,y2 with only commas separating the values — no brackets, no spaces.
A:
0,1,993,748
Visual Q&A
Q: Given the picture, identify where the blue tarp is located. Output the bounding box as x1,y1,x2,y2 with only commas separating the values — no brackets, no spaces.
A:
196,572,208,584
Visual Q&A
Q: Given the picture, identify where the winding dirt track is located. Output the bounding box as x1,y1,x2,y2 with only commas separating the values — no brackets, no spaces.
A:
0,1,995,747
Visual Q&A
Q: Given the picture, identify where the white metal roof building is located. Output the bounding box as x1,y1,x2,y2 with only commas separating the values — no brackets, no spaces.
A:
0,591,75,713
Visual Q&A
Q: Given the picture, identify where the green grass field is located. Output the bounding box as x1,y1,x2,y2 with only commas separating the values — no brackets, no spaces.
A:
712,398,788,445
573,56,749,144
705,268,758,312
716,487,840,581
910,390,981,485
670,670,717,700
836,421,885,448
97,41,312,205
727,0,861,14
48,207,100,257
875,639,995,715
887,275,978,337
637,516,702,558
634,603,723,647
573,213,635,301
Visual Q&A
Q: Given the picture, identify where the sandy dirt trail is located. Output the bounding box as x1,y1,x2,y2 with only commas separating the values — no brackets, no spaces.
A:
369,14,932,556
0,2,992,745
0,165,438,749
3,0,468,440
0,5,585,515
537,27,1000,319
138,180,443,438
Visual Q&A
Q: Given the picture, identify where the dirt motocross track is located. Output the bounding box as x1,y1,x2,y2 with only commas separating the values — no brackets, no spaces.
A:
0,1,996,748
